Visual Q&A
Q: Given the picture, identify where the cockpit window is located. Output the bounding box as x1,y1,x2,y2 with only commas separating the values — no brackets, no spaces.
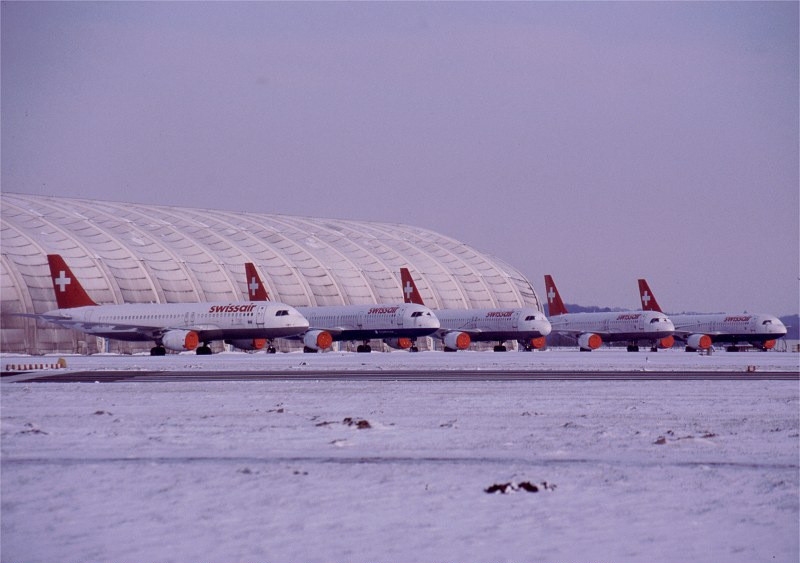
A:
762,320,772,325
650,318,661,323
525,316,536,321
275,310,289,317
411,311,423,318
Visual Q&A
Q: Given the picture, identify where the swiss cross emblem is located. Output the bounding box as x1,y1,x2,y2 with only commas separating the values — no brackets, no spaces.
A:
55,270,71,292
404,281,414,299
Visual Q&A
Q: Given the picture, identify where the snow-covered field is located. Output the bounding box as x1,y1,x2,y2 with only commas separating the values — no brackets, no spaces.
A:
2,350,798,562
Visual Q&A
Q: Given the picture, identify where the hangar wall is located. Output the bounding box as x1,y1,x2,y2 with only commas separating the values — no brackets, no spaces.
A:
1,193,543,354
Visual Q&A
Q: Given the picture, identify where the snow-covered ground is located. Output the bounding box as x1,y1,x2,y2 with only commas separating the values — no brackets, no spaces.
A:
1,350,798,562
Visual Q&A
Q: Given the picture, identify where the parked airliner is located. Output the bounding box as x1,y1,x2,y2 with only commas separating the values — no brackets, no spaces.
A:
245,263,439,352
544,274,675,352
400,268,551,351
637,279,787,351
25,255,310,355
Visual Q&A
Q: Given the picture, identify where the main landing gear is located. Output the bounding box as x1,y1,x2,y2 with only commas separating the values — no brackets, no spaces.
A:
493,342,507,352
150,343,213,355
356,343,372,353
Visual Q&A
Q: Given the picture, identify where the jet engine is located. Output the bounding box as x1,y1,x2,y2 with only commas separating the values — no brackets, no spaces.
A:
528,337,547,350
658,336,675,349
162,330,199,352
578,333,602,351
686,334,712,351
303,330,333,352
227,338,267,351
759,339,777,350
384,337,413,350
443,331,471,351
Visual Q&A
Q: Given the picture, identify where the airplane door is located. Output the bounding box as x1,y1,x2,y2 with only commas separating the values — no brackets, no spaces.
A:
184,311,196,327
256,305,267,326
358,311,366,329
396,308,403,328
512,311,520,329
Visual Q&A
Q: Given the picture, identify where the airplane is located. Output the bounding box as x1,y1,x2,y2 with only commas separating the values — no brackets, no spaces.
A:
400,267,551,351
544,274,675,352
244,263,440,352
637,279,787,352
22,254,310,356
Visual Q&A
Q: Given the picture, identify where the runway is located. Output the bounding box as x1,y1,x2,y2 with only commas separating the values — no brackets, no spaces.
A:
2,348,797,383
3,368,797,383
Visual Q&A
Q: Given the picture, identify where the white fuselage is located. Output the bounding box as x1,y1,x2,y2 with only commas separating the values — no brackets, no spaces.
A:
433,307,551,342
549,311,675,342
41,301,310,343
297,303,440,341
669,313,787,344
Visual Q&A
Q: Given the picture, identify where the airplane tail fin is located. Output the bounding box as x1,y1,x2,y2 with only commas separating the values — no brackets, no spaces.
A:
47,254,98,309
543,275,568,316
244,263,270,301
400,268,425,305
637,279,663,312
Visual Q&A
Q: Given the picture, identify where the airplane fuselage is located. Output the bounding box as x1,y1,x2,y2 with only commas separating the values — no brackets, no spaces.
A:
669,313,787,345
298,303,440,341
40,301,309,342
433,307,551,342
549,311,675,342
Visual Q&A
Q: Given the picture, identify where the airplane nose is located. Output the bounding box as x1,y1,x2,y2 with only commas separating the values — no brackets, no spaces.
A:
770,321,787,335
525,317,551,336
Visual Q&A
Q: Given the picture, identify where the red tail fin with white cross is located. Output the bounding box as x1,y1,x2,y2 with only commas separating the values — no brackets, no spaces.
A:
637,279,663,313
543,275,568,316
244,263,270,301
47,255,97,309
400,268,425,305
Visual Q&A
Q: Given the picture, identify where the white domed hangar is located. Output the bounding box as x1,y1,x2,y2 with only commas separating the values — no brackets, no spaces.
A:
1,193,544,354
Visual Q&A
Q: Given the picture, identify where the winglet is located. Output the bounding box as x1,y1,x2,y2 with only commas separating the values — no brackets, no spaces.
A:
543,275,568,316
46,254,98,309
244,263,270,301
637,279,663,313
400,268,425,305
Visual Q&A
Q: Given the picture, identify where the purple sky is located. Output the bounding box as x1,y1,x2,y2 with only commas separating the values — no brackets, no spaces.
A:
3,2,798,314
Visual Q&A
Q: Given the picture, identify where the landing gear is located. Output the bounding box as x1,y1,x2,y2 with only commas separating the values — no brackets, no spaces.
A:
356,343,372,353
150,345,166,356
303,346,317,353
650,345,658,352
493,344,507,352
267,346,277,354
410,345,419,352
627,344,640,352
196,344,212,355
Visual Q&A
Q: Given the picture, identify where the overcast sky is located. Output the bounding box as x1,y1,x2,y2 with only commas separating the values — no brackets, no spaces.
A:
3,2,798,314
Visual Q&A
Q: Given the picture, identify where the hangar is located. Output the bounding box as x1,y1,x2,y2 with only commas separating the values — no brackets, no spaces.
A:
1,193,544,354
